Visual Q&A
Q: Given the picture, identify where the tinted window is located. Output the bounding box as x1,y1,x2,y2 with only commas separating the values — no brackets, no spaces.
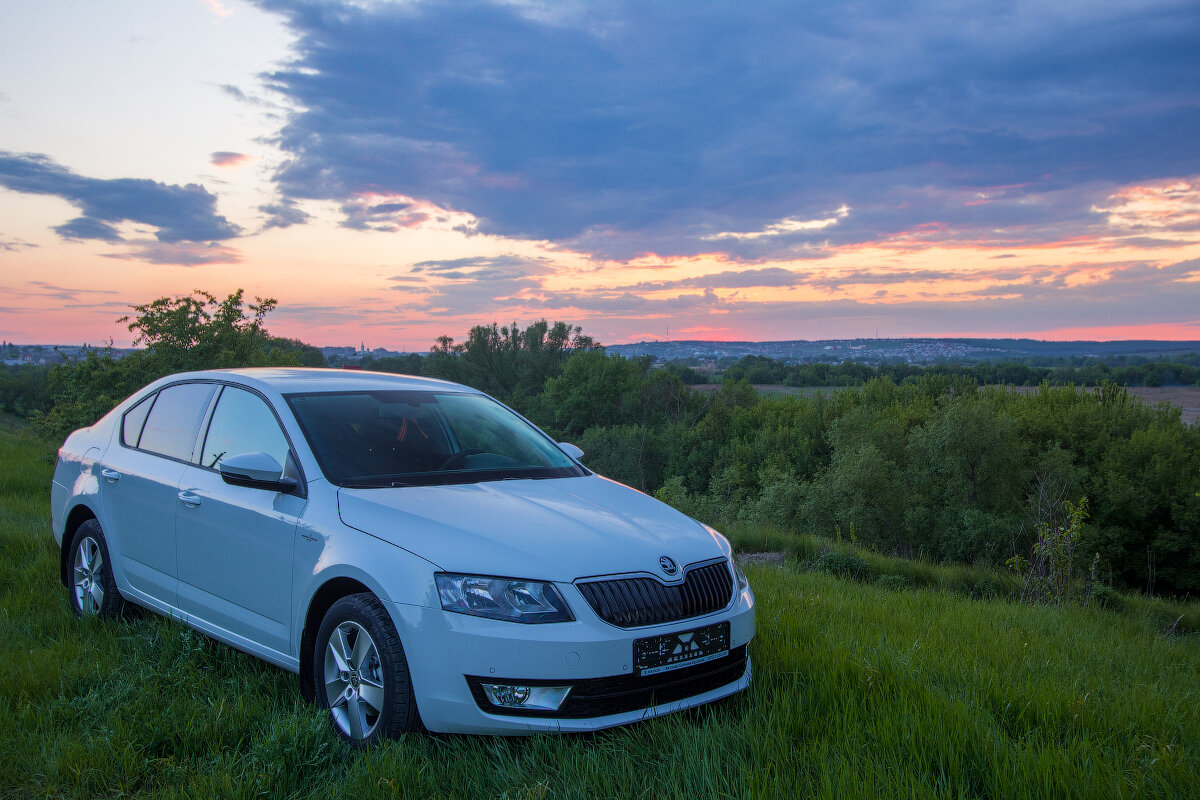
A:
121,393,155,447
287,390,584,487
138,383,216,461
200,387,291,469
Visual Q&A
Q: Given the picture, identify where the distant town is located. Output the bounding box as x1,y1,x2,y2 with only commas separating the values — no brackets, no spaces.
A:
5,337,1200,369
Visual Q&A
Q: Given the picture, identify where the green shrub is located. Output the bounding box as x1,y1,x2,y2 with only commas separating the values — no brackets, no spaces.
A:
813,550,873,581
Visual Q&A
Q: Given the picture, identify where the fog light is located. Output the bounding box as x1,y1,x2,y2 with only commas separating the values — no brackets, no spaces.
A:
481,683,572,711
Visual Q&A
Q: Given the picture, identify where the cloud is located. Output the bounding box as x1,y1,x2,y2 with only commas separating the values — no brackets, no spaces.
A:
53,217,123,243
3,281,119,303
0,237,37,252
392,254,554,315
252,0,1200,257
259,197,310,229
0,151,241,244
203,0,233,20
210,151,252,167
100,241,242,266
703,206,851,241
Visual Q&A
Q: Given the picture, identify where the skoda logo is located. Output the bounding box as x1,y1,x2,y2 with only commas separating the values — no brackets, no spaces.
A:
659,556,679,576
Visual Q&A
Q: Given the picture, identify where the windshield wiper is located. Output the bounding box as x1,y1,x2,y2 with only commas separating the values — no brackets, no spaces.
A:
340,479,416,488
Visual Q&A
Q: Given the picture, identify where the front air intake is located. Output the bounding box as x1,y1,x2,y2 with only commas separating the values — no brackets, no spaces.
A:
576,561,734,628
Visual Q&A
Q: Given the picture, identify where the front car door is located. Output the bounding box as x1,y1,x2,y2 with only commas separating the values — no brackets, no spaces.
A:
175,385,305,657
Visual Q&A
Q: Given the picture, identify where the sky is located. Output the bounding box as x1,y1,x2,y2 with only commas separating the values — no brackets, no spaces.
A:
2,0,1199,349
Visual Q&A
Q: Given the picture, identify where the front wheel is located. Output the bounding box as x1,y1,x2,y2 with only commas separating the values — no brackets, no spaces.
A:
313,593,422,746
67,519,125,618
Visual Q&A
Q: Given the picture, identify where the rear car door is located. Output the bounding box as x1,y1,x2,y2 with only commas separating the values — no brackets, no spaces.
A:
175,385,305,656
98,382,217,611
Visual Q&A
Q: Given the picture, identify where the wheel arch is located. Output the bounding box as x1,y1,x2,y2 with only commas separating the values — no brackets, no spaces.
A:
298,576,374,701
59,504,99,587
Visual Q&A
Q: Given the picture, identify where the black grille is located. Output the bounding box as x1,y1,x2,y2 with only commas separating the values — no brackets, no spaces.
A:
466,646,748,719
576,561,735,628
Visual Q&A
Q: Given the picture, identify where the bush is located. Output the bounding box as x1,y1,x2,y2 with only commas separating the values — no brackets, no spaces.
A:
813,549,873,581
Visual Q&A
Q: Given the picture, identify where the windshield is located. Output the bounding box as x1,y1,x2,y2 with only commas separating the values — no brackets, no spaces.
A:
285,390,586,487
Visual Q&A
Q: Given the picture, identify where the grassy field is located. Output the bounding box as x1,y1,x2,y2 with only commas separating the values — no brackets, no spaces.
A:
2,422,1198,799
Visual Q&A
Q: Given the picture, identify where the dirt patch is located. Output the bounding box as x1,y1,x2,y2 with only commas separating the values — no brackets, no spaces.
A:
1125,387,1200,425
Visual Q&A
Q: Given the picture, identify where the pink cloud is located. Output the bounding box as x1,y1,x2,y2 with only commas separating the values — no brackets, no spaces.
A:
210,151,251,168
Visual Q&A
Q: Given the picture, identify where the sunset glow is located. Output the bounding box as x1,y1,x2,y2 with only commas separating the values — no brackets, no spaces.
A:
2,1,1198,349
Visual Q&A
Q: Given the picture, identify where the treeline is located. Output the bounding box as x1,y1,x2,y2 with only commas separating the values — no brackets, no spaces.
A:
5,290,1198,597
363,328,1200,597
713,353,1200,387
5,291,324,439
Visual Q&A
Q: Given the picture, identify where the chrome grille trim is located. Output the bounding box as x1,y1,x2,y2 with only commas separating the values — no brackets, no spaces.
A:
576,560,735,628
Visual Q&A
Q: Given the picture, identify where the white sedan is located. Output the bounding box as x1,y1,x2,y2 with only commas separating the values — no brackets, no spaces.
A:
51,368,755,744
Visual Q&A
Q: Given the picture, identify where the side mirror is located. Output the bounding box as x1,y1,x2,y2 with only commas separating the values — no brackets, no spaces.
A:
219,452,299,494
558,442,584,460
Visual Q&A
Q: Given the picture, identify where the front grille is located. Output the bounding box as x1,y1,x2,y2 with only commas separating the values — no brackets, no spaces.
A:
466,646,748,719
576,561,735,628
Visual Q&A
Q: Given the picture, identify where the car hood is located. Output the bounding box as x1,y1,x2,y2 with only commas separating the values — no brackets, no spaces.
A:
336,475,727,582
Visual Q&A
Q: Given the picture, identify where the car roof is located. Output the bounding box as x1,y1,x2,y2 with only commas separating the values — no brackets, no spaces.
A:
155,367,475,396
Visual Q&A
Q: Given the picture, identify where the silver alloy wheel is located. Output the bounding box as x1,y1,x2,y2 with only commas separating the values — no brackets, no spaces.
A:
323,620,385,740
73,536,105,615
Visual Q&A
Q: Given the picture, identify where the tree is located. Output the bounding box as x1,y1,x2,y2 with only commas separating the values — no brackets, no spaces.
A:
121,289,284,372
423,320,598,406
34,289,303,443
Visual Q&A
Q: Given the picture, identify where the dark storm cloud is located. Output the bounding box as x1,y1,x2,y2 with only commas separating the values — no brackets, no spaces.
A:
253,0,1200,257
0,151,241,244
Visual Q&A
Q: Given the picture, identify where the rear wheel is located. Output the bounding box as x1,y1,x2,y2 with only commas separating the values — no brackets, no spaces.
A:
314,593,421,746
67,519,125,618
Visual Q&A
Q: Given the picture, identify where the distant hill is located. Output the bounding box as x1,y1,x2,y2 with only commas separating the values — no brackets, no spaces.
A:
607,338,1200,365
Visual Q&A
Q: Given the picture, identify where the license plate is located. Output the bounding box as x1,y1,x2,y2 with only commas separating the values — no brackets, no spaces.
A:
634,621,730,676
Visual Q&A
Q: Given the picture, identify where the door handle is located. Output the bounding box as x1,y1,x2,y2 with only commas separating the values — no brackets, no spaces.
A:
178,490,202,508
100,468,120,483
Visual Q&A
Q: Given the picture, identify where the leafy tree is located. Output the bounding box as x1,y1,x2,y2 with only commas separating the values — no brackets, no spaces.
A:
34,289,304,443
424,320,598,409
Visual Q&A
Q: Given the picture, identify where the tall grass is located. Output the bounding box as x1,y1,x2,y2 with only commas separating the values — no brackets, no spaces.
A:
1,421,1197,799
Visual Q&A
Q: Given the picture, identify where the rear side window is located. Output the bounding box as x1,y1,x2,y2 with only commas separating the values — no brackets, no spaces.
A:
121,393,155,447
200,386,291,469
137,383,216,461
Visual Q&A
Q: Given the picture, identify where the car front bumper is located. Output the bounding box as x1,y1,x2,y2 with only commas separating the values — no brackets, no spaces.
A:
389,582,755,734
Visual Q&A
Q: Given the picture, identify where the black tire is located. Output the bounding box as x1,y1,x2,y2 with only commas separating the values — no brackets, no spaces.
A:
66,519,126,619
313,593,422,746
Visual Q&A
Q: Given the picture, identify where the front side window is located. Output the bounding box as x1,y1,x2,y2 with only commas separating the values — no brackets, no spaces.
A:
286,390,584,487
137,383,217,461
200,386,291,469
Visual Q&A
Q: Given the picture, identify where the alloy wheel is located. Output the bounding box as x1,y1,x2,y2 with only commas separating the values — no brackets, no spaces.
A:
323,621,385,740
73,536,105,615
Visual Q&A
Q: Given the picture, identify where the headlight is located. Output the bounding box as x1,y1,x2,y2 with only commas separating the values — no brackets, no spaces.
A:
732,561,749,591
435,574,574,623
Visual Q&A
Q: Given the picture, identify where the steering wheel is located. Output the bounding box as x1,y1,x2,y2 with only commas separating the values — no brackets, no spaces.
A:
439,449,485,470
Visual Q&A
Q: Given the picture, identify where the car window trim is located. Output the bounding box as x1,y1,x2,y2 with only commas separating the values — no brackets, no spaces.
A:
116,380,305,494
192,381,308,494
121,381,218,465
120,390,158,449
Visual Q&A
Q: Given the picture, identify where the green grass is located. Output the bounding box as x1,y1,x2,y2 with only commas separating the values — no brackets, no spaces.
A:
2,421,1198,799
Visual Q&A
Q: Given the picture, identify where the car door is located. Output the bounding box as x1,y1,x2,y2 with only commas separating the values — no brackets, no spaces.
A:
99,382,217,611
175,385,305,656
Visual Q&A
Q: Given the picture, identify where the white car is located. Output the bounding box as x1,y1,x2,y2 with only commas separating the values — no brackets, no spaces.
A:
51,368,755,743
